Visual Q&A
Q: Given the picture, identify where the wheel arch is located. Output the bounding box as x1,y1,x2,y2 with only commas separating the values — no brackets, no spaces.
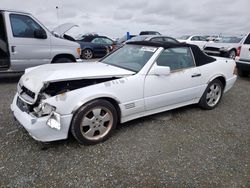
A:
207,74,226,90
51,54,76,63
71,96,121,123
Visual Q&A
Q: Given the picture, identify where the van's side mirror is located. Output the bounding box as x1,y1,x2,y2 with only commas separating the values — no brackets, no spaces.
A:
149,66,171,76
34,29,47,39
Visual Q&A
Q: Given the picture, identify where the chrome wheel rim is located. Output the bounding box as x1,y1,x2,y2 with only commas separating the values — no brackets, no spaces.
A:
229,51,236,59
80,107,113,140
84,50,93,59
206,83,222,107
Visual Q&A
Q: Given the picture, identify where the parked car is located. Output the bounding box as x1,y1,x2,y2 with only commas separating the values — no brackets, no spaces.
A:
76,35,115,59
139,31,161,35
116,34,137,44
11,41,237,145
205,35,222,42
0,9,81,75
177,35,209,49
203,36,243,59
126,35,179,43
235,33,250,77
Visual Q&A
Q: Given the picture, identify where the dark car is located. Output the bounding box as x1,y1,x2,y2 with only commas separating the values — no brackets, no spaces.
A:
139,31,161,35
126,35,179,44
76,35,115,59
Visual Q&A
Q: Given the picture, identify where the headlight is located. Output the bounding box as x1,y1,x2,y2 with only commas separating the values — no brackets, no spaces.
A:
33,102,56,117
46,111,61,130
220,47,229,51
77,47,81,56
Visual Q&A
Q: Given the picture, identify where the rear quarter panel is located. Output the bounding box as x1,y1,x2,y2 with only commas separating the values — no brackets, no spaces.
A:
198,58,236,87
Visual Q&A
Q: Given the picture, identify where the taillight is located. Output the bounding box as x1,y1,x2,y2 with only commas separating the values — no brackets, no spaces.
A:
236,46,241,56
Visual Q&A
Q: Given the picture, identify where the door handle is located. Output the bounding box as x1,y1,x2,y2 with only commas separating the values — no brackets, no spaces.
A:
191,73,201,77
11,46,16,53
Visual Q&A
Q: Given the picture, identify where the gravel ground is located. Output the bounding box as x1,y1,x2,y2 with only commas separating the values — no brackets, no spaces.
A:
0,76,249,188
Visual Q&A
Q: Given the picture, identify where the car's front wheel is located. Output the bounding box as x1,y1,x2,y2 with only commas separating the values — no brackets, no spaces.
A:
81,49,93,59
199,79,224,110
71,99,118,145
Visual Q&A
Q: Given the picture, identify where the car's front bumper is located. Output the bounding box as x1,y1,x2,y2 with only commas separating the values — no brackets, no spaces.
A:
11,94,73,142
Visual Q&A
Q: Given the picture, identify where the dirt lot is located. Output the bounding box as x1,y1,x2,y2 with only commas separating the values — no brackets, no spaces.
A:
0,76,249,188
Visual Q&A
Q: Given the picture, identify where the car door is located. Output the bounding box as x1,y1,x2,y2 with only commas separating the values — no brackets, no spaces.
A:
0,11,10,70
91,37,108,56
144,47,203,111
7,13,51,71
240,34,250,61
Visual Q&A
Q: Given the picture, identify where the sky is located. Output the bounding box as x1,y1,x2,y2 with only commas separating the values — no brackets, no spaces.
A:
1,0,250,39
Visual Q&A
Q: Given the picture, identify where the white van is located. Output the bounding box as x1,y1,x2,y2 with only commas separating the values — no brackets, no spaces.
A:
235,33,250,77
0,9,81,75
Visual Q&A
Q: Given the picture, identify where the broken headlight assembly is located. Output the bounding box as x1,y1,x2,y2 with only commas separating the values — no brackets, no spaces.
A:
33,102,56,117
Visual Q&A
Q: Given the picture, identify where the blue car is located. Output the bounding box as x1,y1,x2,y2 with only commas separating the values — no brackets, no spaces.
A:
76,35,115,59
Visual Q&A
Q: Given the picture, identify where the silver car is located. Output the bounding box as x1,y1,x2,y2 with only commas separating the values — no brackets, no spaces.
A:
203,36,244,59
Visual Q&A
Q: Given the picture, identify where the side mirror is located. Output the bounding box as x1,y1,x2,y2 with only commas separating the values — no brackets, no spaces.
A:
34,29,47,39
149,66,171,76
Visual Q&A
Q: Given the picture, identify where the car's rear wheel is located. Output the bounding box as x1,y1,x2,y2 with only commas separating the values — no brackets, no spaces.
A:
199,79,224,110
82,49,93,59
71,99,118,145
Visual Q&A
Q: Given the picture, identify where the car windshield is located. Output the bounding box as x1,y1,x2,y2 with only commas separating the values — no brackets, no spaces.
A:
218,37,242,43
100,44,157,72
178,35,190,40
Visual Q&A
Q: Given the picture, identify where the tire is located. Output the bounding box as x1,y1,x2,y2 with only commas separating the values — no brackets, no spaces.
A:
81,49,93,59
53,57,73,63
71,99,118,145
237,68,249,77
228,50,236,59
199,79,224,110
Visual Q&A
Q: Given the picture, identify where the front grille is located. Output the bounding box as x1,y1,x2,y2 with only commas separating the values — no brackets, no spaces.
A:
204,47,220,51
17,97,31,113
21,86,35,99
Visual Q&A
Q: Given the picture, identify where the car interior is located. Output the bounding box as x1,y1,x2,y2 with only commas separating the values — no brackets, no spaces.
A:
156,47,195,71
0,12,9,69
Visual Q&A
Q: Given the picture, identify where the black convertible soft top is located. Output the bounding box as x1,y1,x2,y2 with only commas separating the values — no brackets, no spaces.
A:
127,41,216,66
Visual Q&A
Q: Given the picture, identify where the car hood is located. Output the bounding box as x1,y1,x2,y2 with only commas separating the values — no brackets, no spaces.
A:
20,62,135,94
205,42,239,49
52,23,78,37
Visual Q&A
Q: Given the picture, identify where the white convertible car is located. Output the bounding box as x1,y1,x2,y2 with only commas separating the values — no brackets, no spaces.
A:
11,41,237,144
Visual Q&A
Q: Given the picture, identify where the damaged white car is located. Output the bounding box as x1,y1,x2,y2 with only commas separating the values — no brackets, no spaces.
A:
11,41,237,144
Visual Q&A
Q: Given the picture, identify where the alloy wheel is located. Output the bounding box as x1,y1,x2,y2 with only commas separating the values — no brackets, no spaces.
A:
83,49,93,59
206,83,222,107
80,107,113,140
